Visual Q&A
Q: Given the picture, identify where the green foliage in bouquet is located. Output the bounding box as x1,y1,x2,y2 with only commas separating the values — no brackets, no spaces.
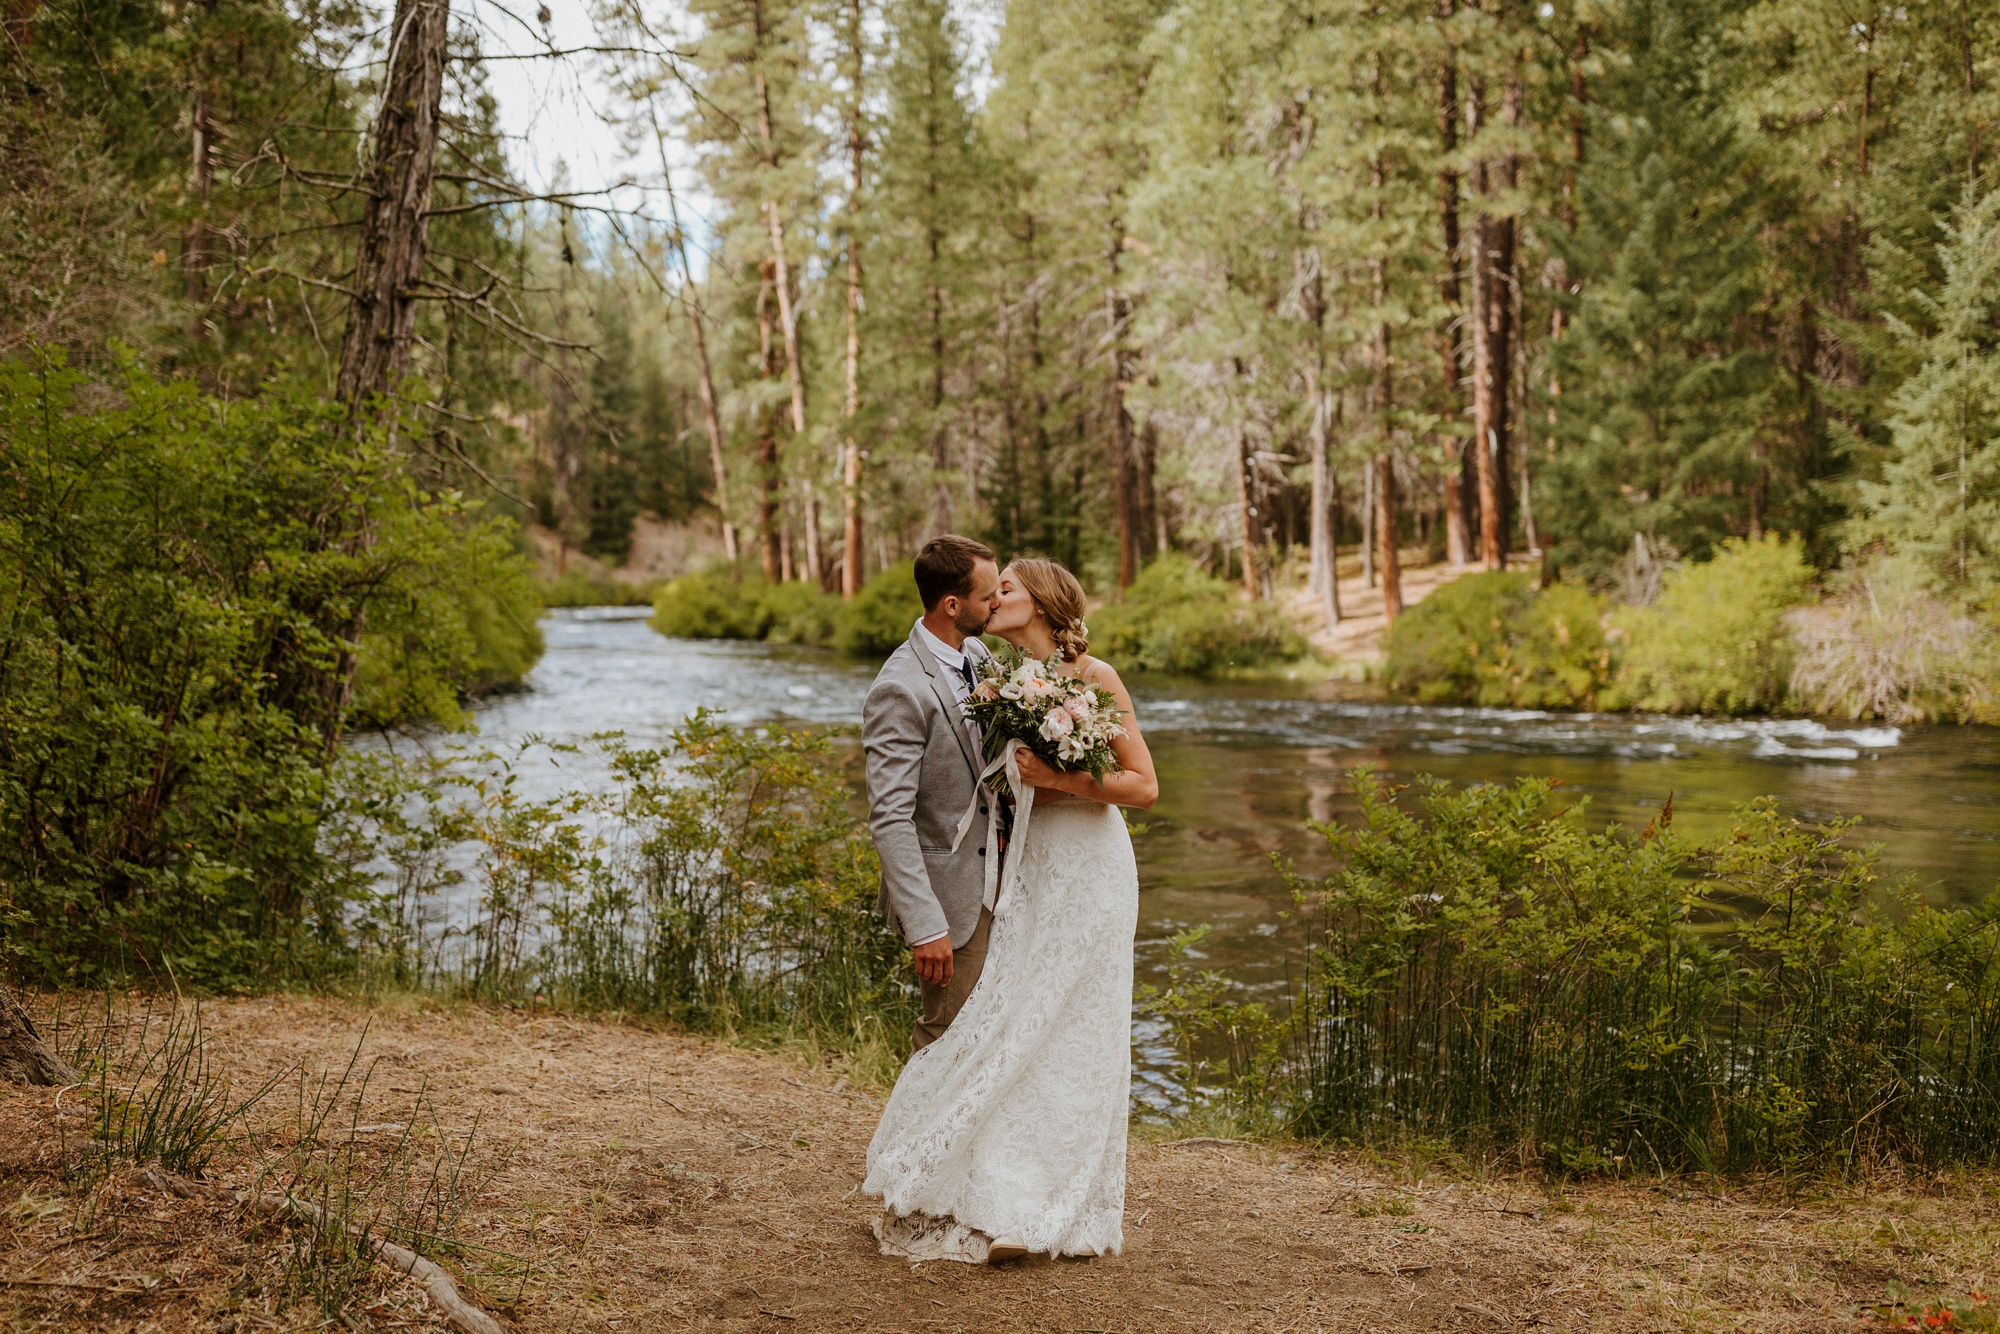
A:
1090,555,1306,676
1383,572,1613,709
963,645,1126,785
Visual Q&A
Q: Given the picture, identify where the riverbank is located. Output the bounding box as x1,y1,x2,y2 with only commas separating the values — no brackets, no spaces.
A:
4,994,1995,1332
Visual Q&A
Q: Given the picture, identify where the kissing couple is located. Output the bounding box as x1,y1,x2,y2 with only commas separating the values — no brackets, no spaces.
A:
857,535,1160,1264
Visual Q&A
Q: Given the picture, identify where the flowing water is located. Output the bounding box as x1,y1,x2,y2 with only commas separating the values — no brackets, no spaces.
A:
467,609,2000,1105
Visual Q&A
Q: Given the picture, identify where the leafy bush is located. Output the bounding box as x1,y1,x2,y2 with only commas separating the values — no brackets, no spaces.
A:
350,521,544,727
1383,571,1613,708
0,351,540,987
765,578,841,646
1787,556,1999,723
648,567,776,639
649,562,916,658
540,568,654,608
1610,534,1813,713
1284,770,2000,1174
833,561,923,656
1091,554,1306,675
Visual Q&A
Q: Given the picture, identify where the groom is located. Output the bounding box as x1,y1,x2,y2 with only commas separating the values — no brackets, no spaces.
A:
863,535,1004,1051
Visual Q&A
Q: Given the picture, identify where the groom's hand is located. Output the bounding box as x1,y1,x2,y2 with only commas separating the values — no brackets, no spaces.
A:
912,936,954,988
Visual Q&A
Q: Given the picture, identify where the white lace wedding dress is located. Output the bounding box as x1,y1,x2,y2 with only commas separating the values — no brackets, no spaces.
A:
864,798,1139,1262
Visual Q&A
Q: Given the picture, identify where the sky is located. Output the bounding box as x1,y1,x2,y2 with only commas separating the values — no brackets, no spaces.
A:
452,0,1002,235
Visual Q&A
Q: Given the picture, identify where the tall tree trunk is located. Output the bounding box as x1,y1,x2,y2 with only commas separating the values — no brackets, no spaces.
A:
750,6,811,575
1301,244,1340,619
1234,422,1261,599
930,227,952,533
1108,232,1141,589
840,0,864,597
336,0,449,413
1467,59,1518,570
1371,57,1403,621
757,258,782,581
1436,1,1471,565
182,0,217,340
1139,417,1163,560
1362,459,1376,587
1376,451,1402,623
653,116,737,563
0,983,77,1086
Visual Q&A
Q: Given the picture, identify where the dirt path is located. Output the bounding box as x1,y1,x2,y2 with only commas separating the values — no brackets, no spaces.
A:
1281,553,1519,665
4,997,1991,1332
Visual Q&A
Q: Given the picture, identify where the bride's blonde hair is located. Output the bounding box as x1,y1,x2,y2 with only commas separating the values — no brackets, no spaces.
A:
1006,557,1090,663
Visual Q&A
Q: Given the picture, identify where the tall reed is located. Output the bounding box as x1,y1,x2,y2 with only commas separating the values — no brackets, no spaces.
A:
330,713,917,1060
1279,771,2000,1174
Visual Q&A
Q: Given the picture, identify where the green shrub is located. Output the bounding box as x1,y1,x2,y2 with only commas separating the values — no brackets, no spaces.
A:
0,350,537,987
650,562,917,658
833,561,923,656
764,579,841,645
350,520,545,728
1284,770,2000,1174
649,567,776,640
541,568,653,608
1091,554,1306,675
1611,533,1813,714
1383,571,1613,708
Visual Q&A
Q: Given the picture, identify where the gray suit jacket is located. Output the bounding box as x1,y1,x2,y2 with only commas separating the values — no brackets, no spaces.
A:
863,626,996,949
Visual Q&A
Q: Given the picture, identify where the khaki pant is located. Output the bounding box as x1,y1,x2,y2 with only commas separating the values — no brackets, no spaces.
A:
911,906,994,1052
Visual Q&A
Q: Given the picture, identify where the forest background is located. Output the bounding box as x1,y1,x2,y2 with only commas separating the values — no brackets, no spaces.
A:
6,0,2000,1191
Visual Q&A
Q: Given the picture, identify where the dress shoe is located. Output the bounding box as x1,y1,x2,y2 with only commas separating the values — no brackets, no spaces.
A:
985,1232,1028,1263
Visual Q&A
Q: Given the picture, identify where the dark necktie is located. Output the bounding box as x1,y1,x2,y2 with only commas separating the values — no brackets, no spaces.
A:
958,657,977,695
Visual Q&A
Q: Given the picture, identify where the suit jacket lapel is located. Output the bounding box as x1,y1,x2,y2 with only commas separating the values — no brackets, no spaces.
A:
909,626,982,780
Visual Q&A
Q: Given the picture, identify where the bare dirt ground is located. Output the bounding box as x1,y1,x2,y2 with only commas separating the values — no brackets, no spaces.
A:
5,996,1994,1333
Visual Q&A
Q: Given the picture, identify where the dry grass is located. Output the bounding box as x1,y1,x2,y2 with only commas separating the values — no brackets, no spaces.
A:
5,994,2000,1332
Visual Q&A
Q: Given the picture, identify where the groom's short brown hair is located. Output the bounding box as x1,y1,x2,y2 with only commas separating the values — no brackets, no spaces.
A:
914,535,996,610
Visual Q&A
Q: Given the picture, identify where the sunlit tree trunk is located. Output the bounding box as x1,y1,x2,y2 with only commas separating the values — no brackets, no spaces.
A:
1235,421,1261,598
1109,228,1141,588
1467,56,1520,570
750,0,813,578
1436,1,1471,566
652,117,737,563
840,0,865,597
757,257,782,581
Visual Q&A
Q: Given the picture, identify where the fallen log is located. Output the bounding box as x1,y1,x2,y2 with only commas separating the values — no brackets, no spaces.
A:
140,1168,508,1334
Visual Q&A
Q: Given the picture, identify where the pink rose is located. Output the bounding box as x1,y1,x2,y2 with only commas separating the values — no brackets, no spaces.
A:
1038,709,1074,741
1063,696,1093,722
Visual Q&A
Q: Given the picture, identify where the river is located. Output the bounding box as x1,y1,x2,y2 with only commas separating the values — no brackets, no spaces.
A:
467,608,2000,1105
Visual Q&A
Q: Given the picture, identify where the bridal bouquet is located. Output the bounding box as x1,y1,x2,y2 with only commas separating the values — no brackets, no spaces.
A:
963,645,1126,786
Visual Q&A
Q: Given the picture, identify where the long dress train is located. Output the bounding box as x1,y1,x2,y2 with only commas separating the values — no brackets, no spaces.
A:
863,799,1139,1261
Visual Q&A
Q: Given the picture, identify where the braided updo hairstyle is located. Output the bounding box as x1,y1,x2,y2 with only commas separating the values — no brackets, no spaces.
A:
1006,557,1090,663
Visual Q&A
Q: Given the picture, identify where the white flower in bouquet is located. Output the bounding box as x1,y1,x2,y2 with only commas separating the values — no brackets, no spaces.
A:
962,644,1127,787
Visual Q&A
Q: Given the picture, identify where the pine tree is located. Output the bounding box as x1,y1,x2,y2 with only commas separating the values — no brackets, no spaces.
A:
1542,0,1777,572
1858,186,2000,597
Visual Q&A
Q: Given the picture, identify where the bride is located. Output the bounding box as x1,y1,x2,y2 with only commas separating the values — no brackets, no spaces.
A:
864,556,1158,1264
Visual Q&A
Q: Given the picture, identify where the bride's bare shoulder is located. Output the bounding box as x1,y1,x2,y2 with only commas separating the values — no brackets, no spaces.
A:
1078,655,1127,693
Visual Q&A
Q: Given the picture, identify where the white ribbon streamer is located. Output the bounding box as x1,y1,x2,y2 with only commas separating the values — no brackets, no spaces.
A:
949,737,1037,915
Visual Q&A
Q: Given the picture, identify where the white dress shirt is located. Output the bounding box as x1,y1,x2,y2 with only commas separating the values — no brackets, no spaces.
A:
909,619,978,949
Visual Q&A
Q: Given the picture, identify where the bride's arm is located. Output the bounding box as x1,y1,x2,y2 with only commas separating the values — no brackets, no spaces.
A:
1012,662,1158,810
